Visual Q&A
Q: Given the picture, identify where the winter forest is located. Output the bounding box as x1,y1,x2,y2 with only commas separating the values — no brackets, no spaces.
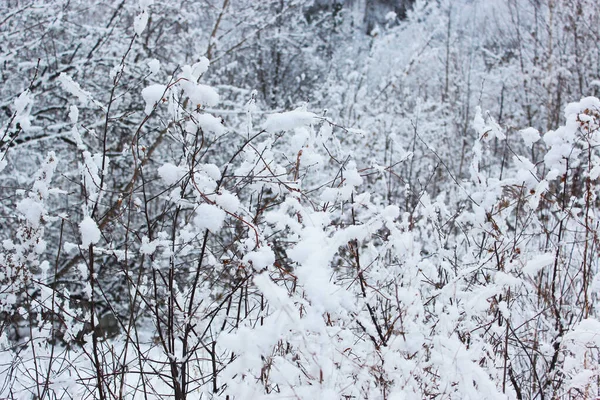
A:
2,0,600,398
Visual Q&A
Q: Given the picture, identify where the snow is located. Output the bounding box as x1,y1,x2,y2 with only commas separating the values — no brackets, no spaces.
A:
5,2,600,398
192,171,217,193
320,187,338,202
567,370,596,391
17,198,44,228
58,73,91,105
385,11,397,21
140,236,159,255
522,253,555,277
196,113,225,135
253,272,292,309
243,246,275,270
134,10,149,35
497,300,510,318
473,106,505,141
68,105,79,124
158,163,185,185
181,82,219,107
382,204,400,220
512,155,538,188
192,57,210,76
141,84,166,115
344,165,363,187
528,179,548,209
82,151,101,203
139,0,154,7
13,152,58,229
209,190,240,213
199,163,221,181
80,216,101,247
591,164,600,180
194,203,225,232
264,109,318,133
519,127,540,147
147,58,160,75
177,62,219,106
495,271,522,288
564,96,600,118
13,90,32,115
564,318,600,346
181,60,210,82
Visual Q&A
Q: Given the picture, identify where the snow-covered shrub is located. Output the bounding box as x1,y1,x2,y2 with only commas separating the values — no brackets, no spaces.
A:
2,1,600,399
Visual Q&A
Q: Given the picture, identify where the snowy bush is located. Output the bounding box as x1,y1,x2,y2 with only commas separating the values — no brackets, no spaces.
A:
2,0,600,399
